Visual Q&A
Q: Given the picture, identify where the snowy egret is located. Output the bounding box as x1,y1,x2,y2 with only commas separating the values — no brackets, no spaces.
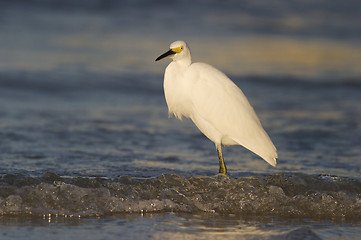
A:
156,40,277,174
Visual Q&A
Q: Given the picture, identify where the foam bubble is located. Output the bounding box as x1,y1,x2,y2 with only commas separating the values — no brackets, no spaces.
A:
0,173,360,219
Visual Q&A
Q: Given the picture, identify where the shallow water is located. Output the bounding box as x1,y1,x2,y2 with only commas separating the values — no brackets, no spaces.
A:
1,213,360,240
0,214,346,239
0,0,361,239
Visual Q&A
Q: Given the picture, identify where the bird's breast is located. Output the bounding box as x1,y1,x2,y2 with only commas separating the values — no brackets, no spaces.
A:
163,63,193,120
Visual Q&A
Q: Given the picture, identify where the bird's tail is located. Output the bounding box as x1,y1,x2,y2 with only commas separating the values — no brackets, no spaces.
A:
263,152,277,167
258,143,278,167
234,137,278,167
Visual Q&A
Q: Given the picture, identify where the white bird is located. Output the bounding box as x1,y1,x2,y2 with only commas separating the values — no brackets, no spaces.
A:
155,40,277,174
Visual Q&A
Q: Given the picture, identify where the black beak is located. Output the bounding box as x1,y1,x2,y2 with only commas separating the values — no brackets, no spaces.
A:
155,49,176,61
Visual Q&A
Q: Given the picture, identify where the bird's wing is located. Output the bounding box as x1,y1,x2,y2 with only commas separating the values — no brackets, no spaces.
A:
188,63,277,165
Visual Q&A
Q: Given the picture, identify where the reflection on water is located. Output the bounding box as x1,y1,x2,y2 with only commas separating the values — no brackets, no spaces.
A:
1,213,360,240
200,37,361,77
2,29,361,78
0,3,361,78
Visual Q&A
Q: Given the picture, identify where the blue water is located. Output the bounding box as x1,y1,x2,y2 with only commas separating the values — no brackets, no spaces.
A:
0,0,361,239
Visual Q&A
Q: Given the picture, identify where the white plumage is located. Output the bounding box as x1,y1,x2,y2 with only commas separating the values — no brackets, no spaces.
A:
156,40,277,174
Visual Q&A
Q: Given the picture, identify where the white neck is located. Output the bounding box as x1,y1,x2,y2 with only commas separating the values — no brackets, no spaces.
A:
173,56,192,68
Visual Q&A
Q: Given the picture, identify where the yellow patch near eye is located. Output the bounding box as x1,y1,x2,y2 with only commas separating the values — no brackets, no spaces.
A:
171,46,183,53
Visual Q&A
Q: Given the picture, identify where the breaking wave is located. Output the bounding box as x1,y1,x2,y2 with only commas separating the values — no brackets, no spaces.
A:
0,172,360,220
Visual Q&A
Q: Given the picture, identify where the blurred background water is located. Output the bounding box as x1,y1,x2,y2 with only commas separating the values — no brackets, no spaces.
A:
0,0,360,239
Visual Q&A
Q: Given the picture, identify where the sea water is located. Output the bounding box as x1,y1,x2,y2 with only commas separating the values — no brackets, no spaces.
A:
0,1,360,239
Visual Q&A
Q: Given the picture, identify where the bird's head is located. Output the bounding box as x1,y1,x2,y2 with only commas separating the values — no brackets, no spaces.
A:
155,40,190,62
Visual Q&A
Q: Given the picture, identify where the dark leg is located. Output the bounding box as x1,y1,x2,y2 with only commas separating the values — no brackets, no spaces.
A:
216,144,227,174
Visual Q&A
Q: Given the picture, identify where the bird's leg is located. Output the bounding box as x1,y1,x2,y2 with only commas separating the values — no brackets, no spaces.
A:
216,144,227,174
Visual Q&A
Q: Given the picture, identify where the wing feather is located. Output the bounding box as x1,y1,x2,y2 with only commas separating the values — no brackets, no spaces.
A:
188,63,277,165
